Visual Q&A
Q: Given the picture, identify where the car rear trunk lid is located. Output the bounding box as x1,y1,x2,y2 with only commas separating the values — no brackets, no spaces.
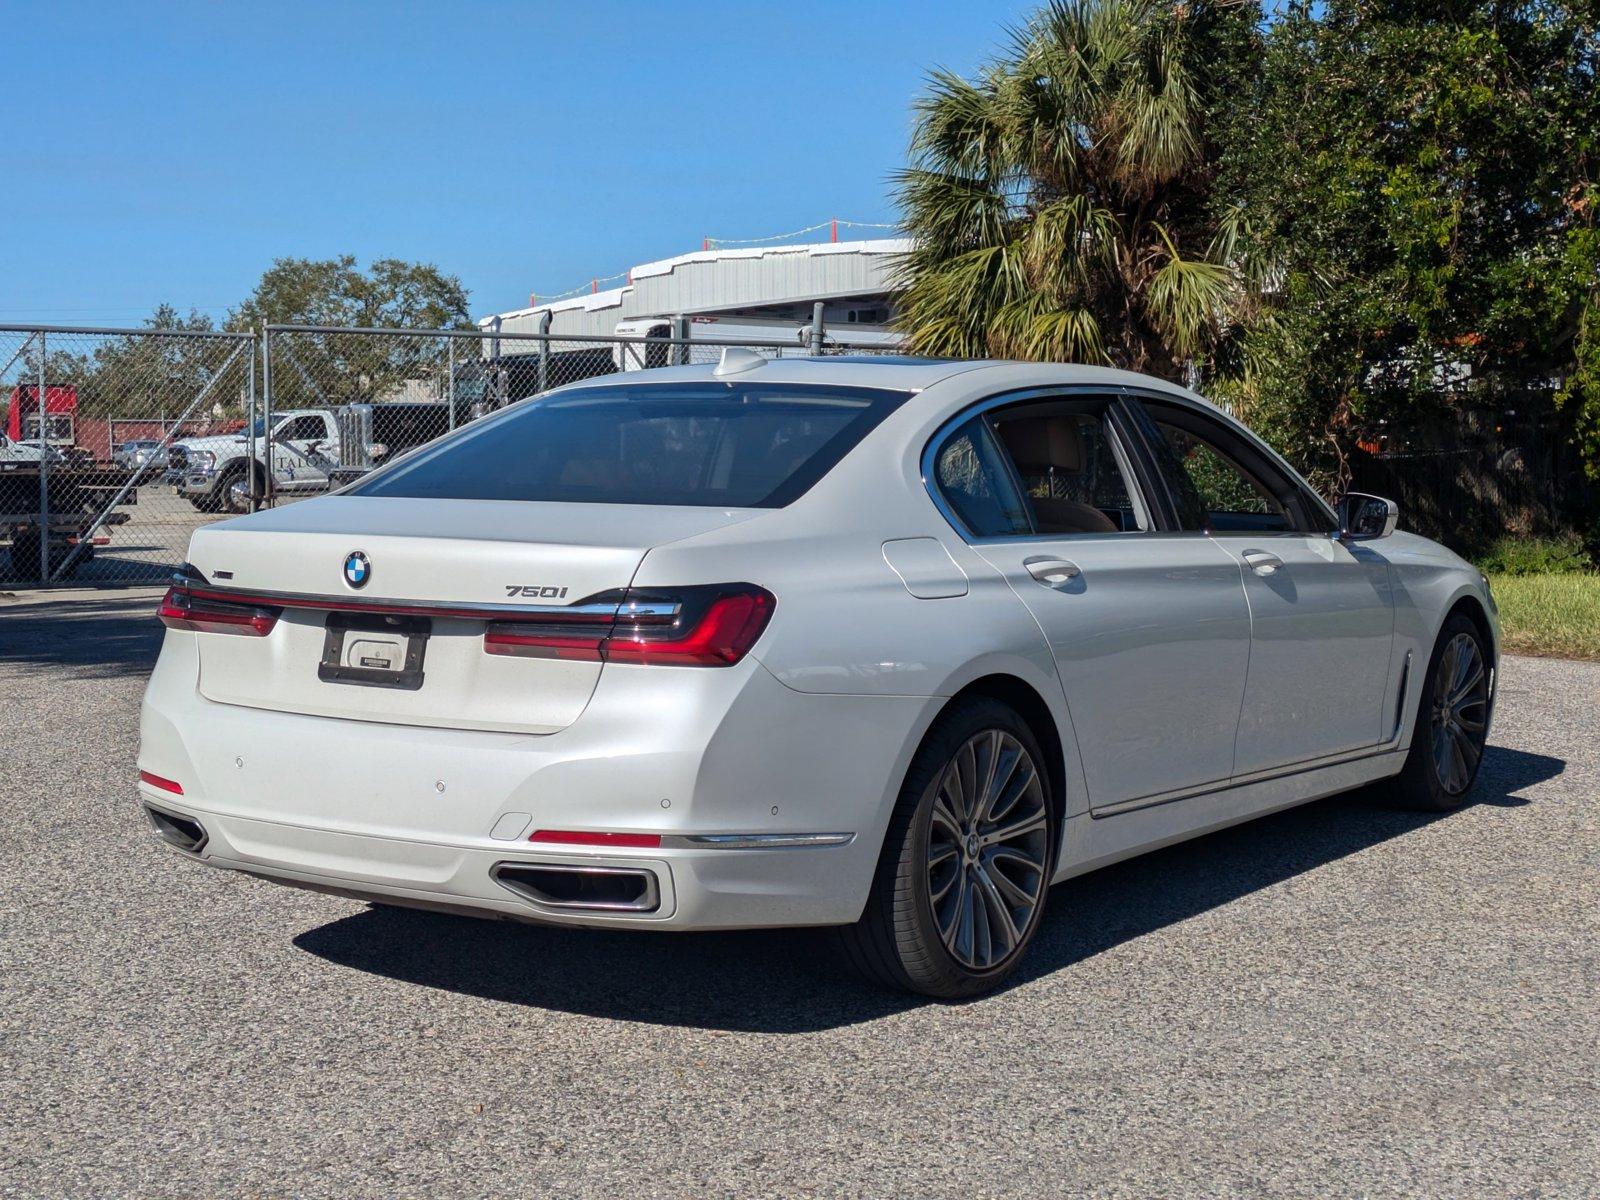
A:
184,496,757,734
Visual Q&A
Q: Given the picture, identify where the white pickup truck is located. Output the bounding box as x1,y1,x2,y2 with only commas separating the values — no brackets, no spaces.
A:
168,409,340,513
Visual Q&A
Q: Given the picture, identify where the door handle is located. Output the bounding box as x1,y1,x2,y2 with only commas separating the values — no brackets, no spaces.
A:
1024,556,1082,587
1241,549,1283,576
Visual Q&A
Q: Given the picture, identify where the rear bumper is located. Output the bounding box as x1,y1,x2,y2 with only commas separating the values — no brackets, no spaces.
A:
138,631,937,930
137,799,865,929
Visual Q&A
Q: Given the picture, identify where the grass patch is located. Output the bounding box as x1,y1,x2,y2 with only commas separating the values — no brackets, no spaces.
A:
1486,573,1600,660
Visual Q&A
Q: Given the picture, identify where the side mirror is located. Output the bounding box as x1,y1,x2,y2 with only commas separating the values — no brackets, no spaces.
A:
1338,492,1398,541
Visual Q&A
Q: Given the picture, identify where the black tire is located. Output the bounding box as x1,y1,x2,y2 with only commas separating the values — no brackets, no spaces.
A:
217,465,254,515
6,533,79,581
1385,612,1492,812
839,696,1056,998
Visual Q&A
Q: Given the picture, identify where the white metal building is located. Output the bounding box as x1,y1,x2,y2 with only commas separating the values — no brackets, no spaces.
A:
478,237,910,352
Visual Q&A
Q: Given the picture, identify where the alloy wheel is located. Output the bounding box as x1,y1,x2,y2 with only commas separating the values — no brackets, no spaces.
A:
1430,632,1489,795
925,729,1049,971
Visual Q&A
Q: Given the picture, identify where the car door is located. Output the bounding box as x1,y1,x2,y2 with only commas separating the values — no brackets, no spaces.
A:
928,392,1254,811
273,414,334,491
1129,395,1396,776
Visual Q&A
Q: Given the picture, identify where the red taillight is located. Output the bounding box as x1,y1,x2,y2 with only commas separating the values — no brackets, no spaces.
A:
484,584,774,668
604,589,773,666
138,769,184,795
528,829,662,848
158,586,280,637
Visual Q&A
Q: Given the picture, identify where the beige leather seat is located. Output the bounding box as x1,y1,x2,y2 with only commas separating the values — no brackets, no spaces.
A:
993,416,1119,534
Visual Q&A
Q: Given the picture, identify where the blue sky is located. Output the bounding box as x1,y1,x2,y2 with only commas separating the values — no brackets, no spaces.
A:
2,1,1029,323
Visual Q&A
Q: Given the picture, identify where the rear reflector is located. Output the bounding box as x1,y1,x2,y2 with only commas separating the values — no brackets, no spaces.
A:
158,586,279,637
486,584,774,668
139,769,184,795
528,829,663,849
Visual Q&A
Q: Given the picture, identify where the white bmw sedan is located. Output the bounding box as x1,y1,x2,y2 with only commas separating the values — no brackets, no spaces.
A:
139,354,1497,997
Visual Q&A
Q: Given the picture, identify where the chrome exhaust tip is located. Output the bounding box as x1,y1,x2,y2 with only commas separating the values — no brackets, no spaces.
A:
143,802,208,855
491,862,660,913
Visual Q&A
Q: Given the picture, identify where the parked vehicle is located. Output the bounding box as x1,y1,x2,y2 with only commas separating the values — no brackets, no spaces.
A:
170,402,464,513
139,355,1498,996
4,384,77,450
1,458,137,578
168,411,330,514
114,440,168,471
0,433,59,463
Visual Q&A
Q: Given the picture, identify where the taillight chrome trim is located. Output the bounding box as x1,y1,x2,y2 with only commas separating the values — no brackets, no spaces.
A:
167,582,674,623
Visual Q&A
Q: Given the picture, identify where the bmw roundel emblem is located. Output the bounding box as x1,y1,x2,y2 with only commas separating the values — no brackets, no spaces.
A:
342,550,371,589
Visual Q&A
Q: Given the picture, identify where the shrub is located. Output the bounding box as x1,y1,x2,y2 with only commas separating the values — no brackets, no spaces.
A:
1473,535,1595,576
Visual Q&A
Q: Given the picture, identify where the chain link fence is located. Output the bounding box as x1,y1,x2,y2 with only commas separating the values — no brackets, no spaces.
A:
1,325,256,586
1,321,898,587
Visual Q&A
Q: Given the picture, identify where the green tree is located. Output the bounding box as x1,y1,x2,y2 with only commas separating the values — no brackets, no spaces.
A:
893,0,1267,376
230,256,472,409
1217,1,1600,490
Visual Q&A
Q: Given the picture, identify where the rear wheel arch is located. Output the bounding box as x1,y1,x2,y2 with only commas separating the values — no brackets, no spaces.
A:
941,674,1068,826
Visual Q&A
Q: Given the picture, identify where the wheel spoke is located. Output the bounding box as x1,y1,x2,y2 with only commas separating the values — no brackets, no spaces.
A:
980,740,1023,823
980,807,1046,848
932,791,964,840
973,866,1020,958
981,851,1039,908
975,731,1003,822
1449,657,1484,706
952,873,976,962
986,757,1034,827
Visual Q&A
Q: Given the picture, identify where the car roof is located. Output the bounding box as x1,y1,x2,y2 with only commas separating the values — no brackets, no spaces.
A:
540,355,1205,399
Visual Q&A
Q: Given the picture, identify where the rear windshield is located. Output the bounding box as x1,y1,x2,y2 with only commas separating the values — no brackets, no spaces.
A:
350,382,911,508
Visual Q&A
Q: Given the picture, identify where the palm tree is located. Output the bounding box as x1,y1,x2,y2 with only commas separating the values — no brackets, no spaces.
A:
895,0,1266,378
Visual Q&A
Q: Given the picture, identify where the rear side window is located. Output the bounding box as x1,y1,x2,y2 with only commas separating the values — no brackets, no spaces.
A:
352,382,910,508
932,417,1032,538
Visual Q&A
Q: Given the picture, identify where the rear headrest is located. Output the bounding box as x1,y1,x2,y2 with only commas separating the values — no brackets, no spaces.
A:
995,417,1085,473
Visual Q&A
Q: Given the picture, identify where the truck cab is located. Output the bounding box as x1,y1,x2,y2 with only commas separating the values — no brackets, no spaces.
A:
170,409,340,514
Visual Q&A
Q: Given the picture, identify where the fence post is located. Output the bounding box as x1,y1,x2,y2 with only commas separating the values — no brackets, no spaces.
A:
536,311,551,396
447,337,456,432
260,326,274,507
247,334,259,512
671,314,688,366
36,330,48,585
809,302,825,356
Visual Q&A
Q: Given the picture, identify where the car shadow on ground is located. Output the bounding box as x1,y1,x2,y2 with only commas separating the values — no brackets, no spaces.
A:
0,595,163,678
293,744,1563,1033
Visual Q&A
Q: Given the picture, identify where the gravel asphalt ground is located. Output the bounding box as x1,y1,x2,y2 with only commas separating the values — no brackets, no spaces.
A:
1,589,1595,1198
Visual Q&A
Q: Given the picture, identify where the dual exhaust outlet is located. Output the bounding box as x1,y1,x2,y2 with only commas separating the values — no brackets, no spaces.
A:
141,801,663,915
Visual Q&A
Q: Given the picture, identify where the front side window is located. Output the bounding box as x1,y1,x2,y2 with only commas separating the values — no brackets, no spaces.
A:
280,415,327,442
352,382,910,508
1137,400,1331,534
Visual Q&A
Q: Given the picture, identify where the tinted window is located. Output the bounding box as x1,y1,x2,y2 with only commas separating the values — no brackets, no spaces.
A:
932,417,1032,537
353,382,909,508
990,407,1146,534
280,416,326,441
1137,401,1331,533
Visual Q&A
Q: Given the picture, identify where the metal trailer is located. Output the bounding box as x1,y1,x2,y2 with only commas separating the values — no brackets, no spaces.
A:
0,460,138,580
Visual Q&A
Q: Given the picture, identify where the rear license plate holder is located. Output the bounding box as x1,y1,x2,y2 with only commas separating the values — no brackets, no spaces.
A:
318,612,430,690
